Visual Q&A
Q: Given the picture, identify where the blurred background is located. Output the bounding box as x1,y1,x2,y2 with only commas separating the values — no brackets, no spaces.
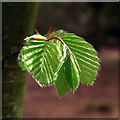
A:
23,2,119,118
2,2,119,118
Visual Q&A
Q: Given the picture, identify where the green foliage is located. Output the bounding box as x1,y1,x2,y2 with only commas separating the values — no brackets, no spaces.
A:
18,30,99,98
59,32,99,86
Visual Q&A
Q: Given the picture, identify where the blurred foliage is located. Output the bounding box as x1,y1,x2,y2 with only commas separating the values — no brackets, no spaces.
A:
87,101,110,112
35,3,119,49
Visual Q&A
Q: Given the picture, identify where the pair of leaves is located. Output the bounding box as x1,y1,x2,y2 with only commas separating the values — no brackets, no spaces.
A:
18,30,99,98
54,51,80,98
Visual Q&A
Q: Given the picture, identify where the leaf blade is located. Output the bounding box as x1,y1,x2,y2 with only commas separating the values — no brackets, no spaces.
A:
54,60,71,98
65,53,80,93
59,32,99,85
18,38,60,86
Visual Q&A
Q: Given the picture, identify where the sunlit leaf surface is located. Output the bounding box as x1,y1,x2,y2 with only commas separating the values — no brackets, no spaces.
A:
18,30,99,98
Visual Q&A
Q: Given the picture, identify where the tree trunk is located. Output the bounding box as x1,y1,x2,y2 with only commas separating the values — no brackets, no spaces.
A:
2,2,39,118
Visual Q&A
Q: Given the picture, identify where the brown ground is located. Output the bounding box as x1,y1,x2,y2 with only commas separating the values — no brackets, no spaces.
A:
23,46,118,118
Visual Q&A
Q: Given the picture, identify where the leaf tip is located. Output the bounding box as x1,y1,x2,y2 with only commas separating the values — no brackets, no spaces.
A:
59,96,62,99
72,90,75,94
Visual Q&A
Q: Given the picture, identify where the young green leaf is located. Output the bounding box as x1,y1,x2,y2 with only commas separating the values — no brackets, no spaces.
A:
18,38,60,86
54,59,71,98
58,32,99,86
65,53,80,93
18,30,99,98
54,50,80,97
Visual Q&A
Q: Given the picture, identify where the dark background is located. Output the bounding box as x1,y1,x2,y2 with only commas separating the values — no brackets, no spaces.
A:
23,2,119,118
35,2,119,49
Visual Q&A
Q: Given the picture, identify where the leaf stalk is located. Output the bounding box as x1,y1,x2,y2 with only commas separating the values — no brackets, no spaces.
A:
46,36,71,55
